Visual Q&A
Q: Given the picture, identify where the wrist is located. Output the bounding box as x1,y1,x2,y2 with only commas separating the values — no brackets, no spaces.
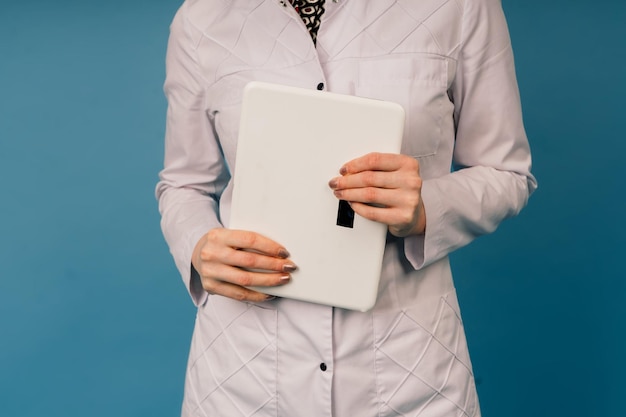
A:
414,201,426,235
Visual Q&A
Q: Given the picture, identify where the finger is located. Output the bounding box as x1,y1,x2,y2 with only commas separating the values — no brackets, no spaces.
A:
340,153,414,175
349,202,398,223
224,247,298,273
349,202,417,234
199,237,297,278
209,228,290,258
200,262,292,289
332,187,403,207
330,170,401,191
205,279,277,303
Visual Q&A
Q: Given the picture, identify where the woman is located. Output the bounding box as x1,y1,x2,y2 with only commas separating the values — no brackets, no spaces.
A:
156,0,536,416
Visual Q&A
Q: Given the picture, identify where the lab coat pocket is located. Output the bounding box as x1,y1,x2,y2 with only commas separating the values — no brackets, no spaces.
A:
183,297,278,417
372,291,479,416
357,56,448,158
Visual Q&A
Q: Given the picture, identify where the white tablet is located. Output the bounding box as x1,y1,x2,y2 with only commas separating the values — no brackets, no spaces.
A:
230,81,404,311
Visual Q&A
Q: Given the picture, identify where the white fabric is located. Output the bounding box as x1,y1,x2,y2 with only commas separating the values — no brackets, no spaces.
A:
156,0,536,416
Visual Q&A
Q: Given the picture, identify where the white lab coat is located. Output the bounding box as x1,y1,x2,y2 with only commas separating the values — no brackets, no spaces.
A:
156,0,536,416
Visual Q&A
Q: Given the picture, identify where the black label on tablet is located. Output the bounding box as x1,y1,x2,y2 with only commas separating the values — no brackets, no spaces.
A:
336,200,355,228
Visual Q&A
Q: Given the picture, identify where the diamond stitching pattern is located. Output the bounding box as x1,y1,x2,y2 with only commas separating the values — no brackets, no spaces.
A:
188,0,461,86
188,302,277,417
318,0,460,60
375,296,475,417
188,0,314,84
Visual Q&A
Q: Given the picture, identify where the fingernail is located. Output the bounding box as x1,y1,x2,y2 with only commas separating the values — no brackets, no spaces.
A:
333,190,342,198
278,249,290,259
280,275,291,282
265,295,277,301
340,166,348,175
282,263,297,273
329,178,338,189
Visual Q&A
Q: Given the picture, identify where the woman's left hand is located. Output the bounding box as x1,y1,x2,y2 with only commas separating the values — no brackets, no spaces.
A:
328,152,426,237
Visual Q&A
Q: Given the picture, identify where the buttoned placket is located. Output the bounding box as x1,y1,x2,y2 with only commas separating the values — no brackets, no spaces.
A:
276,0,332,93
275,301,335,416
318,306,334,417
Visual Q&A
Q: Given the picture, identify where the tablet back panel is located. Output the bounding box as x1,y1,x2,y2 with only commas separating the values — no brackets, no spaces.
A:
230,82,404,311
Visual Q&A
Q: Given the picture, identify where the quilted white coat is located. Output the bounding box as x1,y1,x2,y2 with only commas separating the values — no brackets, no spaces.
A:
156,0,536,416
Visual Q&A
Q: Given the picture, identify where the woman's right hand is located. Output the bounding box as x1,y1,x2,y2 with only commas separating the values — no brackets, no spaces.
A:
191,228,296,302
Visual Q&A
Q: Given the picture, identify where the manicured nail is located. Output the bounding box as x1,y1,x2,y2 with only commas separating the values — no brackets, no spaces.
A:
329,178,338,189
265,295,277,301
278,249,290,259
280,275,291,282
282,263,297,273
340,166,348,175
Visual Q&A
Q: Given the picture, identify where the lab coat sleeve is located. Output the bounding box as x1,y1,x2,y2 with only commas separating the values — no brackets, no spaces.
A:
404,0,537,269
155,4,227,305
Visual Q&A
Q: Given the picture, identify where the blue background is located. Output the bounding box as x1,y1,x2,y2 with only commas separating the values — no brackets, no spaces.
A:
0,1,624,416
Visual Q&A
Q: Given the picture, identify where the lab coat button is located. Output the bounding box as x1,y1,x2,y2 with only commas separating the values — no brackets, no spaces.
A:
320,363,327,371
317,82,324,90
